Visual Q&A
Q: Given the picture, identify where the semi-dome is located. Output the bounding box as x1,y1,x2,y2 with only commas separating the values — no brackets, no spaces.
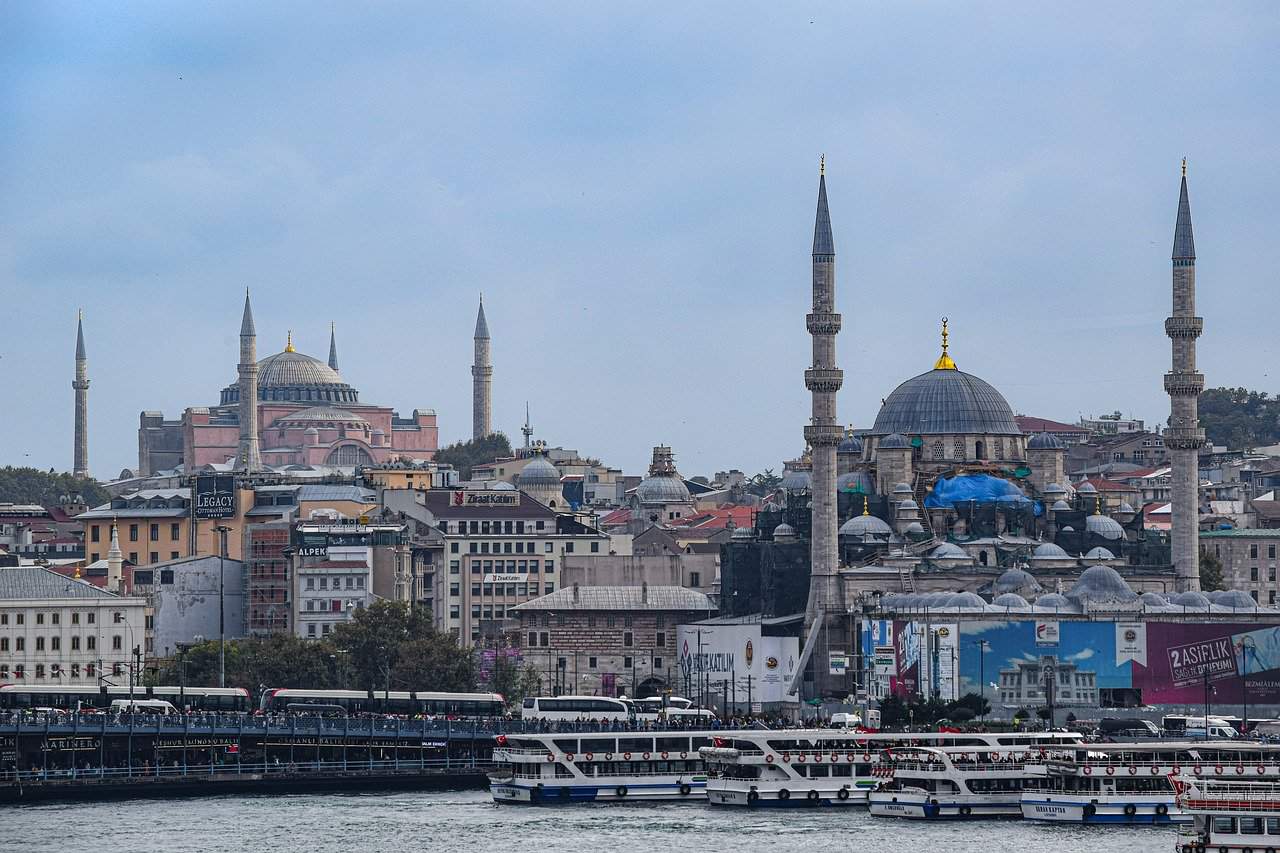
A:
944,591,988,609
897,498,919,510
780,469,813,491
519,455,562,486
1033,542,1069,558
1084,546,1117,561
837,435,864,454
993,567,1044,596
273,406,369,427
1140,592,1176,610
892,482,913,496
904,521,926,535
991,592,1032,609
1067,565,1137,604
1212,589,1261,610
635,474,691,504
772,522,796,540
1085,514,1125,540
221,343,359,405
840,514,893,538
1077,482,1098,494
879,433,910,449
1051,500,1072,511
1043,483,1066,497
1027,432,1065,450
731,525,754,540
870,366,1020,436
929,542,970,560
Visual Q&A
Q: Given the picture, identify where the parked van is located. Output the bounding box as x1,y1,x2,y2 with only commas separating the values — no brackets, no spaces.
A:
829,712,862,729
1183,724,1239,740
109,699,178,714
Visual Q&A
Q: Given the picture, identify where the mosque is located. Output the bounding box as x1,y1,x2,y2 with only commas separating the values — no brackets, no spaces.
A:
134,294,440,476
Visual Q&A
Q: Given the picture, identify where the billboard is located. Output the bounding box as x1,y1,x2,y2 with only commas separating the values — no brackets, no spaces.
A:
676,623,799,705
451,490,519,507
193,475,237,519
1134,623,1280,704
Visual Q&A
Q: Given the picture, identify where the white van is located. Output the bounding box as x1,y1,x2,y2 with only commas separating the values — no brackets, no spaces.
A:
829,712,862,729
110,698,178,714
1183,724,1238,740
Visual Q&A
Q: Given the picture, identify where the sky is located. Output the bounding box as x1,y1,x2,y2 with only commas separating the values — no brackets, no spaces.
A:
2,2,1278,481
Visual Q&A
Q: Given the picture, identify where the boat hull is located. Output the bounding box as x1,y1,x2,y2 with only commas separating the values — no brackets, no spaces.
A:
868,792,1021,819
1020,797,1189,824
705,783,868,808
490,779,707,805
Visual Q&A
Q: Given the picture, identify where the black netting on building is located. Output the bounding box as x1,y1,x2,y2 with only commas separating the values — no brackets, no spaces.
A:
719,541,810,618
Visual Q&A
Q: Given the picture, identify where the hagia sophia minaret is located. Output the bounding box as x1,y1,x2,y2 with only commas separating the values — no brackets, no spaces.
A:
802,158,845,657
472,296,492,440
237,290,262,471
72,310,90,478
328,322,339,371
1165,159,1206,593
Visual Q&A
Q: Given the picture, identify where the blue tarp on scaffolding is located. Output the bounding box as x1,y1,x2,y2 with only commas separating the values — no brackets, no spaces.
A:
924,474,1038,513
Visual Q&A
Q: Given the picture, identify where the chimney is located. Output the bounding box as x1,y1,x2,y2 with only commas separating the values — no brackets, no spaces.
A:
572,582,579,603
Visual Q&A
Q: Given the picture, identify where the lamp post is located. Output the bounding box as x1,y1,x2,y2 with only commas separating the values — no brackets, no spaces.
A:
1241,636,1257,735
972,640,990,722
213,524,232,688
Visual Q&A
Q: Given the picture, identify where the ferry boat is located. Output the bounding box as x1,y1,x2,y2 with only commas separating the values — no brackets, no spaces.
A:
1021,741,1280,825
489,730,718,804
1174,776,1280,852
867,746,1034,819
699,729,1082,808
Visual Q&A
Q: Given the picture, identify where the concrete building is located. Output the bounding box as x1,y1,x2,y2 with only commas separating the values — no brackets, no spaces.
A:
0,565,146,684
1202,529,1280,607
72,311,90,479
290,519,405,639
512,584,715,697
997,654,1098,709
560,552,718,598
148,554,246,658
1165,161,1207,593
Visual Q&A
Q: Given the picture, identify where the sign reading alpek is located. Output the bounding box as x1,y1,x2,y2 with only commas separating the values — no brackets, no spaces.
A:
194,474,237,520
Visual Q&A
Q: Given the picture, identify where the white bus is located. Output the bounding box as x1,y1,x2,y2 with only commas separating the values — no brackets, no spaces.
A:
521,696,634,722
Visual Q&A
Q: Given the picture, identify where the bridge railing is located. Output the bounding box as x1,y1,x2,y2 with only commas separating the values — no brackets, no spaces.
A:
0,758,499,785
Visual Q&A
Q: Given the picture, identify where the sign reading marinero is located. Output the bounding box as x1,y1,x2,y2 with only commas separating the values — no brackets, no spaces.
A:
194,474,237,520
450,490,520,507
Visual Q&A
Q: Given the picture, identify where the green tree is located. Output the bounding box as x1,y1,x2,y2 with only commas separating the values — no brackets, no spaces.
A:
151,636,341,695
945,692,990,720
0,466,110,507
746,469,783,498
1201,550,1226,592
877,694,909,729
486,653,522,708
393,634,476,692
330,601,476,691
1198,387,1280,450
517,663,544,702
434,433,514,480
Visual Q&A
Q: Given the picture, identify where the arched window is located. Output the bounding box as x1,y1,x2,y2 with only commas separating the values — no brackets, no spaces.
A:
975,440,986,460
931,440,944,461
325,445,374,467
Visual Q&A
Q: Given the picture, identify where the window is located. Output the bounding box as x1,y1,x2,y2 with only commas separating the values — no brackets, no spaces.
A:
113,611,123,624
544,583,555,594
91,526,100,543
112,664,123,677
653,657,663,670
528,632,538,647
450,561,460,574
71,636,80,651
544,542,553,553
13,665,23,679
545,561,555,573
450,583,460,597
149,551,159,563
0,638,7,651
1251,544,1260,559
171,523,181,540
36,613,44,625
129,552,137,563
472,583,481,596
170,551,179,560
1252,567,1260,582
565,542,574,554
656,633,666,647
307,624,316,637
690,571,701,587
150,523,159,541
450,542,459,553
624,632,633,647
0,614,5,625
539,631,549,645
623,657,632,669
305,578,315,590
51,637,60,651
129,524,139,542
588,657,597,668
35,664,45,679
87,636,95,651
112,635,122,651
590,541,600,553
1271,545,1278,560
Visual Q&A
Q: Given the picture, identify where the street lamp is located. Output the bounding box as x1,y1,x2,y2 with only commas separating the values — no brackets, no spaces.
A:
213,524,232,688
971,640,990,723
1241,636,1258,735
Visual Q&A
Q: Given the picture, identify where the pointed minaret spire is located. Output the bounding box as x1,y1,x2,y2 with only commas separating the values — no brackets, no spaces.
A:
72,310,90,478
1173,158,1196,260
472,295,493,439
522,401,534,450
328,322,339,371
240,287,255,336
237,290,262,471
812,157,834,257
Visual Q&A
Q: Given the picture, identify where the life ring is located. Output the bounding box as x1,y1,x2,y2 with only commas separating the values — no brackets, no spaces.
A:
778,788,791,801
546,752,556,762
680,751,688,760
863,752,872,762
1150,765,1161,775
1083,766,1093,776
1172,764,1181,774
837,787,850,801
988,752,999,761
643,752,652,761
1128,765,1138,775
1237,764,1247,775
661,751,669,760
782,753,791,763
814,753,823,763
1124,804,1137,817
807,790,819,801
747,790,759,804
1192,763,1202,774
565,753,575,761
604,752,613,761
797,753,807,763
766,754,775,764
848,752,858,762
1105,766,1116,776
623,752,632,760
616,785,628,797
584,752,593,761
679,783,691,796
1156,803,1169,816
830,753,840,762
1215,765,1224,776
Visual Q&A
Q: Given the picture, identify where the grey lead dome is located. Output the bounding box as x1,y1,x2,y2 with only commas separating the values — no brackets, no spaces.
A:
870,368,1021,436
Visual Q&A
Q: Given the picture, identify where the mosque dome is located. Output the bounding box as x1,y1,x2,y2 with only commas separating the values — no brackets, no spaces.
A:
840,514,893,538
221,338,358,405
780,469,813,491
904,521,926,535
1034,592,1074,610
837,471,874,493
490,481,517,490
1084,546,1116,562
1140,592,1176,610
1050,500,1072,511
837,434,864,454
929,542,970,560
897,498,919,510
944,591,988,610
731,525,754,540
1117,502,1136,514
1085,514,1125,540
1077,482,1098,495
1033,542,1070,559
519,455,562,486
1212,589,1261,610
772,522,796,540
635,475,691,504
879,433,911,449
1043,483,1067,497
1027,432,1065,450
1067,565,1137,604
869,332,1021,436
993,567,1044,597
991,592,1032,610
1168,590,1212,610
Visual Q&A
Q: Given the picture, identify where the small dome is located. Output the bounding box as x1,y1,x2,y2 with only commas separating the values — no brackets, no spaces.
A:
1027,432,1065,450
731,525,754,540
1140,592,1174,610
1084,546,1116,561
520,455,562,486
1212,589,1260,610
635,474,691,504
840,514,893,538
1061,525,1075,532
1086,514,1125,540
892,482,913,495
490,481,517,490
1033,542,1069,559
773,522,796,539
1043,483,1066,497
1117,502,1135,514
1168,590,1212,610
897,498,919,510
837,435,864,454
993,567,1044,596
1051,500,1072,511
837,471,874,493
992,592,1032,609
275,406,369,426
945,591,988,609
929,542,969,560
879,433,910,450
780,469,812,491
904,521,925,535
1067,565,1137,604
1076,482,1098,494
1034,592,1074,610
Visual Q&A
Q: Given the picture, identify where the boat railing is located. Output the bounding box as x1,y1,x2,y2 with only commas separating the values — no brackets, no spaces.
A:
882,759,1025,774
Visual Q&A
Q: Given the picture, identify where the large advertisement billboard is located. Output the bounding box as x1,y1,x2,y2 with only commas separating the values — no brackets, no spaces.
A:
193,474,237,520
676,623,800,705
1134,623,1280,704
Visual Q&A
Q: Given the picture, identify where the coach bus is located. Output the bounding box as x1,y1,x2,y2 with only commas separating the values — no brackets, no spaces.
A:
259,688,506,716
0,684,252,712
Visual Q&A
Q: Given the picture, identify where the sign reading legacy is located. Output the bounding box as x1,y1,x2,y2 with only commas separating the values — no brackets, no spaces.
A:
451,490,520,507
194,475,237,519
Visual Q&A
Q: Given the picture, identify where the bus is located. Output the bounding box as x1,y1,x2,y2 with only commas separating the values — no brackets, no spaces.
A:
626,696,714,722
520,695,633,722
1161,714,1243,735
258,688,505,716
0,684,252,712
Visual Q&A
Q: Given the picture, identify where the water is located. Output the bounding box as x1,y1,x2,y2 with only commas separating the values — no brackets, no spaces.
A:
2,790,1180,853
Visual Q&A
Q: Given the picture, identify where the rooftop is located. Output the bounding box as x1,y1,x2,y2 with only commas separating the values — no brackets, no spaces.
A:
512,585,715,612
0,565,134,600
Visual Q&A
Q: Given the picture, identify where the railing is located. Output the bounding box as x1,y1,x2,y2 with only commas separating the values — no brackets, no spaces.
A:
0,758,497,785
883,760,1025,774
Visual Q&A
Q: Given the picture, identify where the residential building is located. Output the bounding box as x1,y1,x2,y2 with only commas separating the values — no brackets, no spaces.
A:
148,555,246,658
290,519,403,639
1201,529,1280,606
1014,416,1091,446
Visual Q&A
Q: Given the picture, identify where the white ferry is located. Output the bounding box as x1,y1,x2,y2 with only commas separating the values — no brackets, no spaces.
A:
867,746,1036,819
1021,741,1280,825
1174,776,1280,852
489,730,718,804
700,729,1082,808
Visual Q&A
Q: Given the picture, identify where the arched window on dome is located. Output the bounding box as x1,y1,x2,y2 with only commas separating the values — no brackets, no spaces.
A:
325,444,374,467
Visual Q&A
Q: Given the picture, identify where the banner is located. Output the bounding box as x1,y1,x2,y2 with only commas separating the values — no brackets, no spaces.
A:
1034,620,1060,647
194,474,237,519
1115,623,1147,666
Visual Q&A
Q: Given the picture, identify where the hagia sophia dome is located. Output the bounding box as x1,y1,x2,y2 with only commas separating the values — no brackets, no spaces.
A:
220,333,359,406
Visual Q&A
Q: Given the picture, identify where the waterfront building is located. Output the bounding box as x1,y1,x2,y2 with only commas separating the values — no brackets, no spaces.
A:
136,293,439,476
0,565,147,684
289,517,408,640
1201,529,1280,607
511,583,715,697
147,554,246,658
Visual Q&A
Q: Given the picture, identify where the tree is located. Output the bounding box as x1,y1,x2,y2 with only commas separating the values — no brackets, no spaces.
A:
331,601,416,691
746,469,783,498
877,694,909,729
1198,387,1280,450
945,692,990,720
517,663,544,702
486,653,522,708
0,466,110,507
150,635,340,695
1201,550,1226,592
434,433,514,480
394,635,476,692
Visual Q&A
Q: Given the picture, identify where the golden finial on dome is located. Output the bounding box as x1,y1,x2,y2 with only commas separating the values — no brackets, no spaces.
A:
285,330,296,353
933,317,957,370
862,495,870,516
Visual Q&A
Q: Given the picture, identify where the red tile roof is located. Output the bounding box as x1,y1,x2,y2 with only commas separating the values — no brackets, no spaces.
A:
598,508,632,526
671,506,755,531
1016,416,1086,433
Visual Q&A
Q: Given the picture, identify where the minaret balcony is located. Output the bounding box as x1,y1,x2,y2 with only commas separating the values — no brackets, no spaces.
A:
1163,372,1204,396
1164,427,1206,450
806,312,843,335
72,379,90,391
804,368,844,393
472,365,493,378
804,423,846,447
1164,316,1203,338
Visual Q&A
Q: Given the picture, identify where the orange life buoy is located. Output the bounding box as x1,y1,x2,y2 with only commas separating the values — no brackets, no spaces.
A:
546,752,556,762
782,752,791,762
1128,765,1137,775
863,752,872,762
1105,766,1116,776
1192,764,1202,774
661,751,669,760
1171,764,1181,774
623,752,632,760
848,752,858,763
1237,764,1246,775
1083,765,1093,775
643,752,652,761
1215,765,1224,776
765,754,775,764
681,751,688,760
797,753,807,763
565,753,575,762
814,753,823,763
831,752,840,762
1149,765,1160,775
1259,765,1268,774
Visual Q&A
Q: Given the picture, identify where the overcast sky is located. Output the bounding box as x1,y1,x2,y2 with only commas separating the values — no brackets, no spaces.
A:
2,3,1277,481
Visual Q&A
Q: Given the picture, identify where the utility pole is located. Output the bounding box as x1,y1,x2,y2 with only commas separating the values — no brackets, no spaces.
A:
214,524,231,689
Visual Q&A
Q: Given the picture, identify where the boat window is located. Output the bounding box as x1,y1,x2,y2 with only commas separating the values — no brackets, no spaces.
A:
1267,818,1280,835
810,765,830,778
554,765,574,779
617,738,653,753
831,765,852,777
1213,817,1237,833
690,738,713,750
553,739,578,752
656,737,689,752
1241,818,1264,835
580,739,615,752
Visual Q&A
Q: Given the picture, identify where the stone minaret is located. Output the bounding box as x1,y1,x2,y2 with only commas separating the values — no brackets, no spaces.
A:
472,296,492,440
72,310,90,478
802,159,845,672
328,322,339,371
106,519,124,594
1165,159,1206,593
237,290,262,471
522,402,534,450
